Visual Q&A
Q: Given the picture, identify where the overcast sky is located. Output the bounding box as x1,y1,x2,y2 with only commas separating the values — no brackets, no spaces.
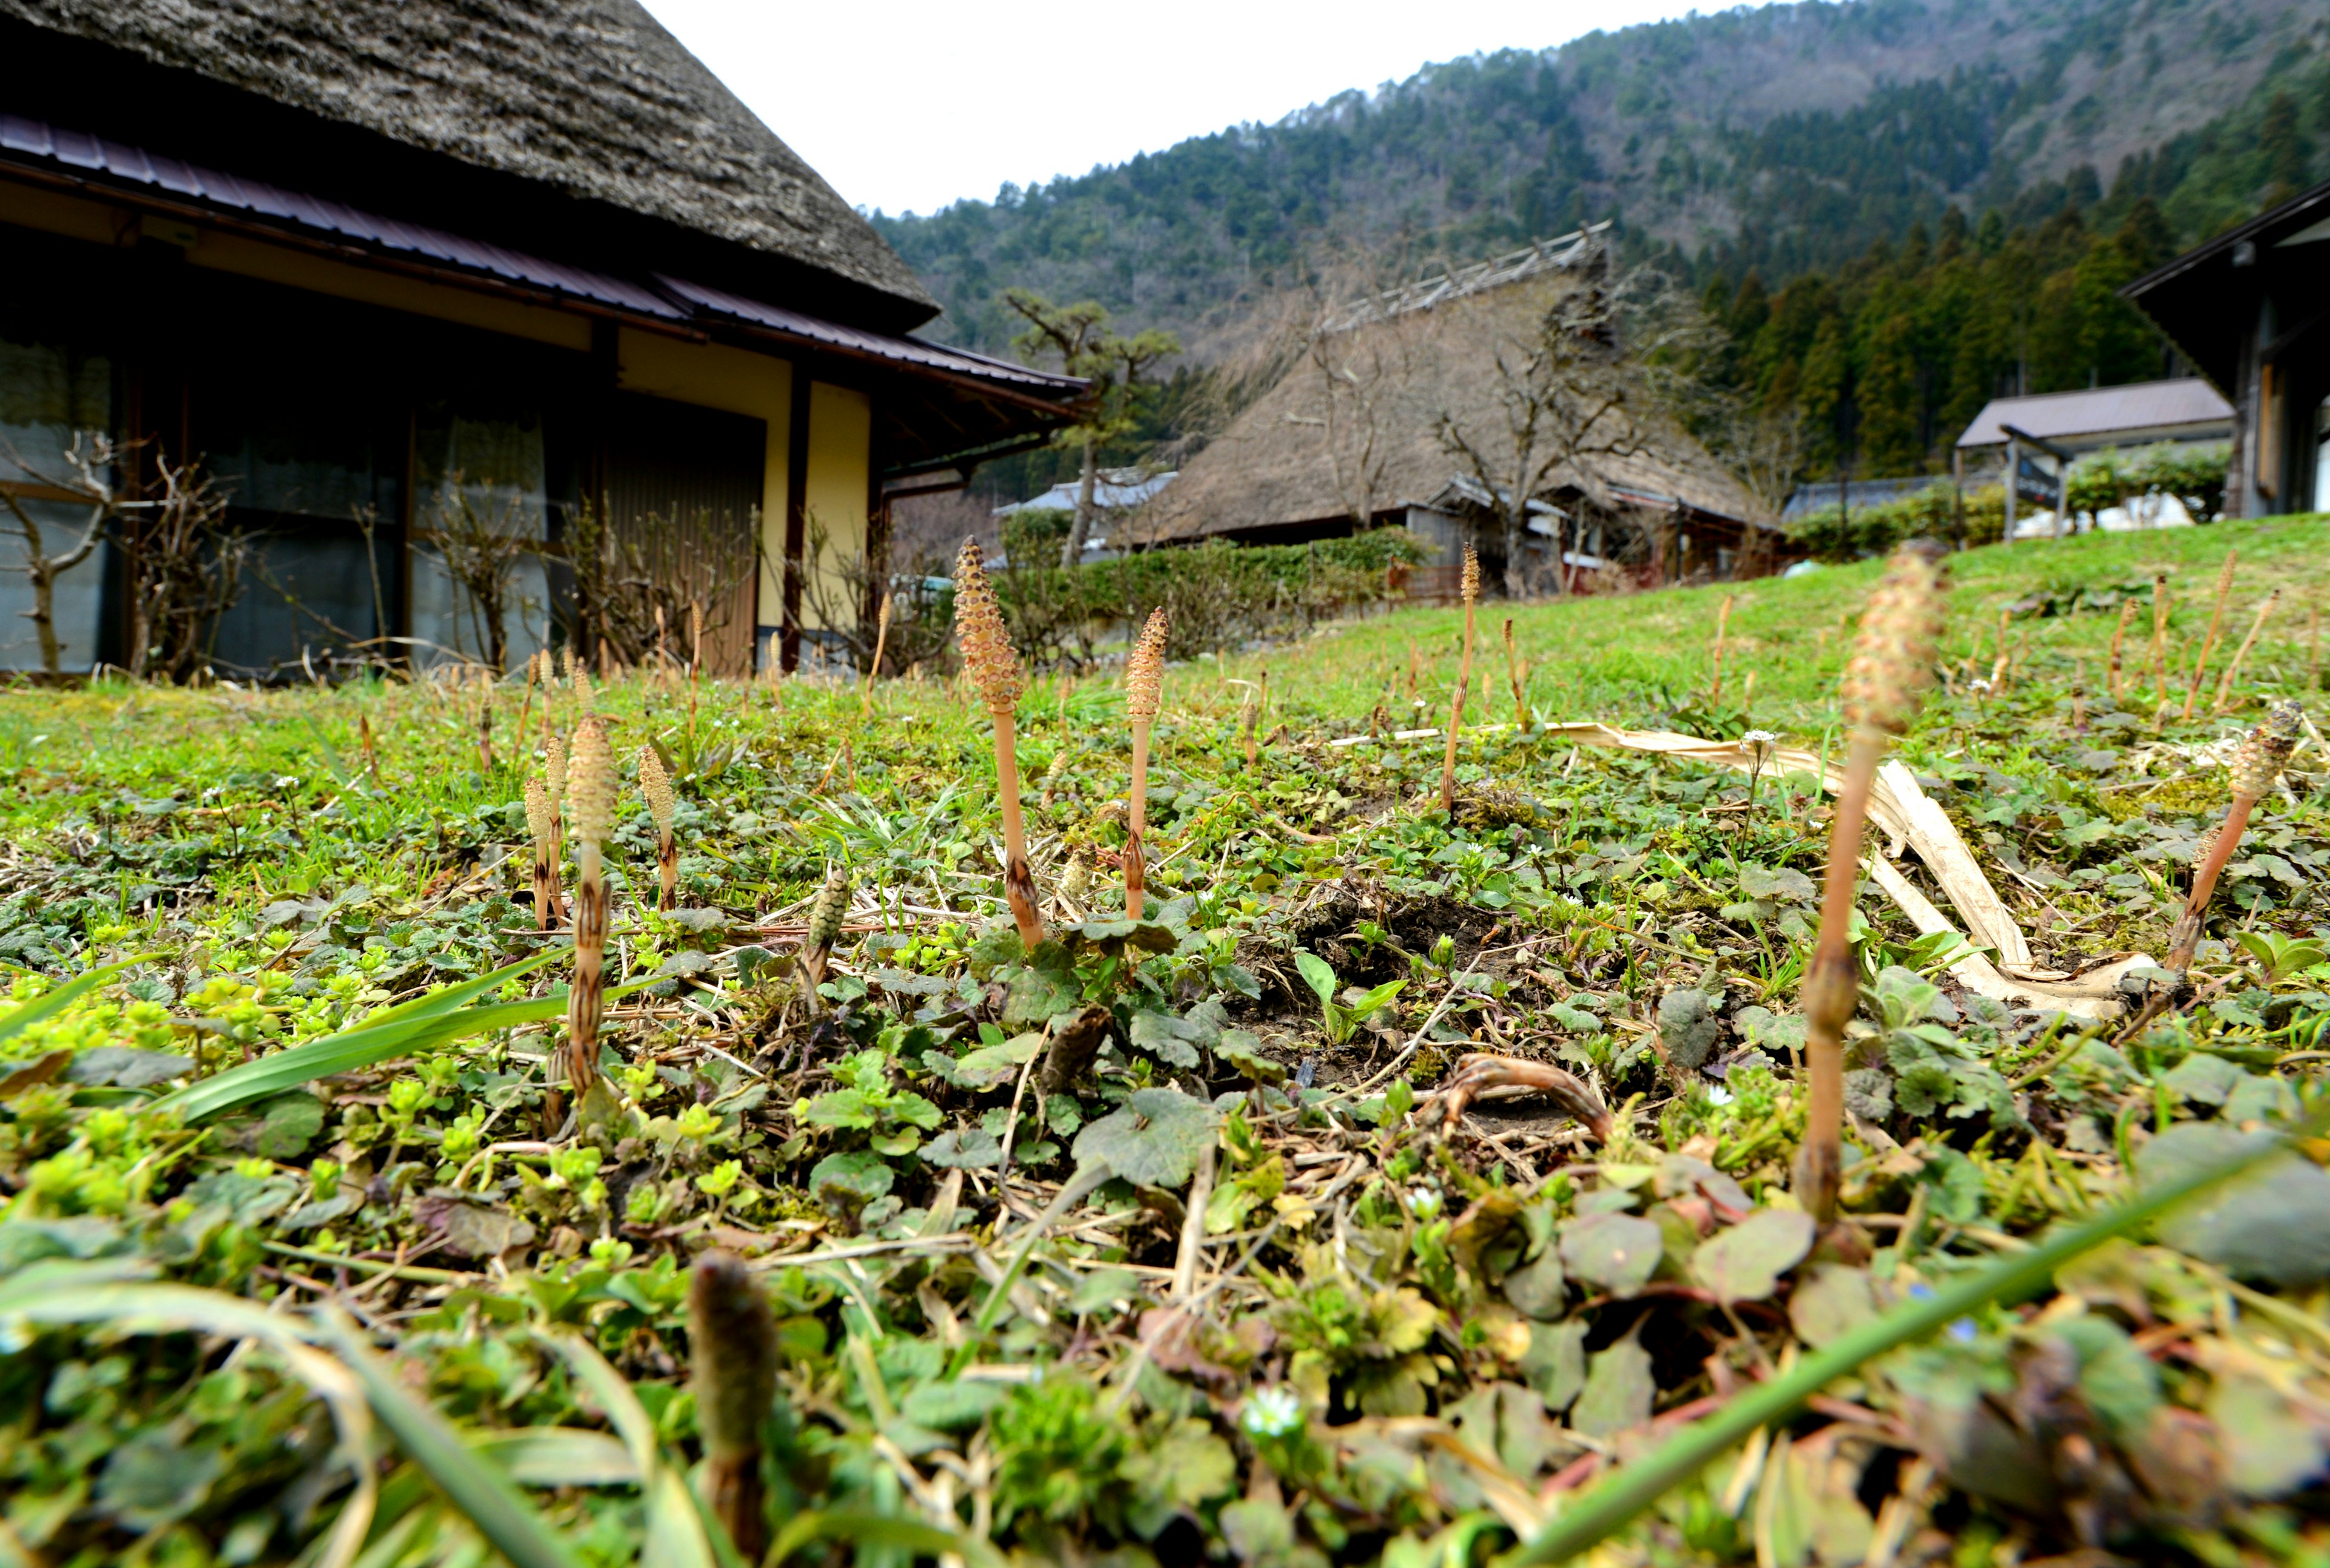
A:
640,1,1714,219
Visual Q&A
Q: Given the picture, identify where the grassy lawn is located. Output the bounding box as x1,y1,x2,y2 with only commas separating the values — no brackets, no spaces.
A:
0,517,2324,1568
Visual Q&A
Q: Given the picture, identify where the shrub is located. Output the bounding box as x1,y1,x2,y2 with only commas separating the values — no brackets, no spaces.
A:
989,529,1430,669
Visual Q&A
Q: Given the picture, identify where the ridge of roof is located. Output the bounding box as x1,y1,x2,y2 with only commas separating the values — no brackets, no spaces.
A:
0,0,935,316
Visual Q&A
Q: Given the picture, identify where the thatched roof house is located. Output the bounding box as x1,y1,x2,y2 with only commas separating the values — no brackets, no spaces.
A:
0,1,1086,676
1132,229,1777,592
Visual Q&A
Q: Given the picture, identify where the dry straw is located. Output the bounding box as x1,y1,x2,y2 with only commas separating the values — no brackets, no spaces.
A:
1798,546,1945,1225
638,744,678,911
953,538,1045,948
1439,547,1481,813
1124,607,1168,919
564,715,617,1102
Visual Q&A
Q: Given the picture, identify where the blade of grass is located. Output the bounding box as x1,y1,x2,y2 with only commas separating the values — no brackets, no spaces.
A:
153,971,645,1121
766,1509,998,1568
318,1310,587,1568
531,1326,727,1568
0,951,163,1047
1501,1112,2323,1566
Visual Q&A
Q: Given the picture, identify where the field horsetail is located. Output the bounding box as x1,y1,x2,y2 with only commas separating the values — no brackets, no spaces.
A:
1796,545,1945,1225
953,535,1047,950
563,714,618,1101
1124,607,1168,919
638,742,679,911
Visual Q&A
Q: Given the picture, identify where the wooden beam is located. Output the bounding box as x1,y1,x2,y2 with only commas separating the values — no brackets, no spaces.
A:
780,361,811,672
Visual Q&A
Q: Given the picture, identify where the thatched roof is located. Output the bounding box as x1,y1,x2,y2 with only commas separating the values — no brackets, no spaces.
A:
1133,234,1764,544
1,0,934,318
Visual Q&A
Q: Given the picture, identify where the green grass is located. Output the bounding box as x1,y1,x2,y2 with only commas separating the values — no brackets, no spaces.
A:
0,517,2324,1568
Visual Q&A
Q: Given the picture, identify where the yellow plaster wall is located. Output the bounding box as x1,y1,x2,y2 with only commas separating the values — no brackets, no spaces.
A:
614,328,793,637
802,380,872,631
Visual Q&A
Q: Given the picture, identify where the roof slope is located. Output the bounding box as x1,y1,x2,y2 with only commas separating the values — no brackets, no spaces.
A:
1136,243,1761,542
1955,379,2232,449
1,0,933,315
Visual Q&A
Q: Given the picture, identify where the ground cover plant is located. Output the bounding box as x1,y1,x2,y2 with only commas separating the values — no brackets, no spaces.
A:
1,515,2328,1568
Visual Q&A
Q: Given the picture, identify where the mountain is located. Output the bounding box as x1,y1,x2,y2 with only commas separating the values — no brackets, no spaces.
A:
874,0,2328,359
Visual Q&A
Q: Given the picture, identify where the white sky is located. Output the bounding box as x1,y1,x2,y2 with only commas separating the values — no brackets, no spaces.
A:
640,1,1714,219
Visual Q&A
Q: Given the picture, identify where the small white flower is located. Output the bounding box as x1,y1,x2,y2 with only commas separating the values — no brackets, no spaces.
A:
1969,679,1993,695
1406,1186,1442,1221
1704,1084,1736,1106
1241,1385,1304,1439
275,775,300,789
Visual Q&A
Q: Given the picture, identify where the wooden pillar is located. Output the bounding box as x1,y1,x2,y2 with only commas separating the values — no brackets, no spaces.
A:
2003,437,2019,546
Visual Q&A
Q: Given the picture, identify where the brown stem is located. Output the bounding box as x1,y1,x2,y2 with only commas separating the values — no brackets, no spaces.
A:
2168,792,2259,975
689,1250,777,1562
2107,600,2135,705
993,712,1045,948
657,833,678,911
862,594,893,719
1709,593,1734,706
2212,590,2278,713
1441,603,1476,813
1503,617,1527,729
1795,731,1885,1225
2149,579,2170,704
478,700,493,773
2182,552,2237,720
530,845,564,931
566,847,607,1098
1126,720,1152,920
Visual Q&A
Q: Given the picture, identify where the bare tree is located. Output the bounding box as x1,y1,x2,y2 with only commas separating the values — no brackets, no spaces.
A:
114,452,246,683
796,516,954,677
566,498,756,671
1704,399,1805,578
1429,243,1701,597
424,475,538,674
0,433,117,675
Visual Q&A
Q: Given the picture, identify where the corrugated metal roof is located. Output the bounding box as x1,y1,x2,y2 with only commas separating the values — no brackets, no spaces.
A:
1955,379,2232,448
657,275,1082,393
0,111,686,318
0,111,1088,404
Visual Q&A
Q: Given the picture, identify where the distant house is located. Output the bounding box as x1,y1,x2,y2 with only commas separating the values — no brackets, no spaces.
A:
1129,228,1777,593
1953,379,2235,536
2122,175,2330,518
0,0,1085,676
993,469,1176,557
1781,475,1954,522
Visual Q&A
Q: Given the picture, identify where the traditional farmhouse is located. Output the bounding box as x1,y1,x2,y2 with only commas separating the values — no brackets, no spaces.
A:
1129,229,1774,594
2122,175,2330,519
0,0,1086,677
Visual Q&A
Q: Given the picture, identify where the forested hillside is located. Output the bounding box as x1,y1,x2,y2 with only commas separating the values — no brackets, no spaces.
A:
883,0,2330,495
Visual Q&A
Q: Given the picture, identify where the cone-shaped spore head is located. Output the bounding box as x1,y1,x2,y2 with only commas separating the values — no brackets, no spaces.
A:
524,775,555,845
807,868,851,950
953,537,1022,715
2230,701,2302,800
567,717,617,845
544,733,567,802
637,744,675,835
1841,549,1945,738
1127,608,1168,723
1460,547,1480,607
687,1250,778,1462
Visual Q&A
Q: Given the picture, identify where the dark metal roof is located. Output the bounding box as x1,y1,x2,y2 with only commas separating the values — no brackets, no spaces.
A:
2121,175,2330,395
1,111,685,319
658,275,1084,397
0,111,1087,419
